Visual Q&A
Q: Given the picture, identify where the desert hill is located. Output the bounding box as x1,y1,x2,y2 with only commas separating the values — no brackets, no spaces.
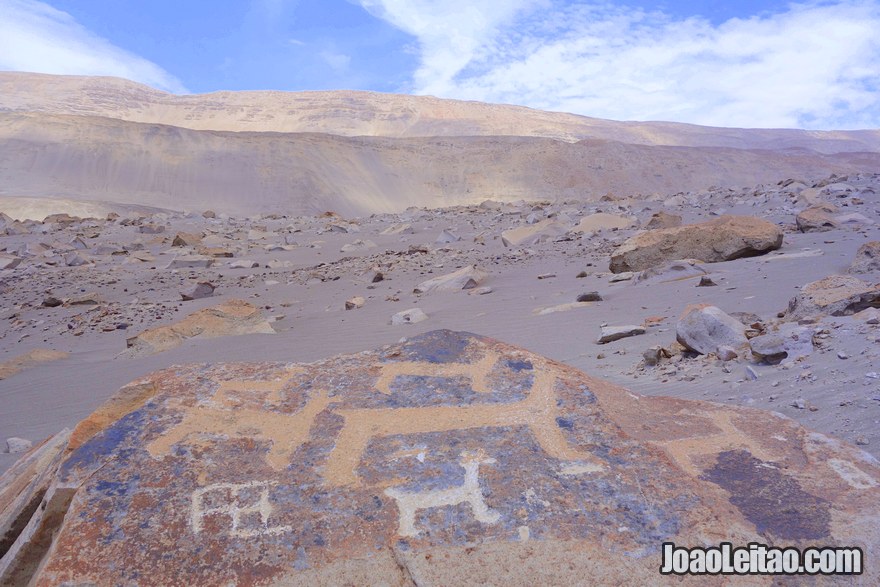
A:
2,72,880,153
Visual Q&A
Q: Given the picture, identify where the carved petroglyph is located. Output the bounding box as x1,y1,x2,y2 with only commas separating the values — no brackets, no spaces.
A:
373,351,500,394
147,376,331,470
828,459,878,490
325,364,603,487
650,411,776,477
384,452,501,537
191,481,292,537
212,370,302,407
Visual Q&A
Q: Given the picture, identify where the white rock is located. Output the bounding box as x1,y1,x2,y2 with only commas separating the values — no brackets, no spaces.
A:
676,305,748,355
6,437,32,454
413,265,487,294
391,308,429,325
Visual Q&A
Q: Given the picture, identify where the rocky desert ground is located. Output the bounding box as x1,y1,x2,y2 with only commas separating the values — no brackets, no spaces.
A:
1,73,879,585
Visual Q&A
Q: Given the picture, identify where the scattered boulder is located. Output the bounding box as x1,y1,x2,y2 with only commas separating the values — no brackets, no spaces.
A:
138,223,165,234
610,215,783,273
172,232,203,247
68,292,103,306
5,437,32,454
41,296,63,308
501,219,567,247
391,308,428,325
345,296,365,310
413,265,487,294
749,325,814,364
849,241,880,274
634,259,707,285
645,211,682,230
572,213,634,233
64,252,89,267
202,210,216,218
676,304,748,355
381,223,414,235
796,204,839,232
180,282,215,301
229,259,259,269
0,255,22,270
340,239,377,253
597,325,646,344
786,275,880,321
124,300,275,357
166,255,215,269
435,230,460,244
576,292,602,302
2,330,878,586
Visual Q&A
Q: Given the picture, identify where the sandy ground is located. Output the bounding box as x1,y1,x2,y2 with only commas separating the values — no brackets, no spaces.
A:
1,174,879,473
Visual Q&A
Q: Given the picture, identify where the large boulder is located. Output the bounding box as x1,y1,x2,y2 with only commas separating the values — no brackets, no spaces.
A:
749,325,814,364
572,213,634,233
676,304,748,355
849,241,880,274
609,215,783,273
786,275,880,321
1,331,877,586
501,219,568,247
124,299,275,356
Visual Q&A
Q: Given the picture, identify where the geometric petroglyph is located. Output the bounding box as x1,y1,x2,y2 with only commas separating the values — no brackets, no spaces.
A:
146,372,331,470
190,481,292,537
650,411,777,477
374,351,500,394
384,451,501,537
324,362,604,487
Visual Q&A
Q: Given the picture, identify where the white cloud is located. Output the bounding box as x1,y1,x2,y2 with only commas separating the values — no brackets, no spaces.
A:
320,50,352,72
0,0,187,93
361,0,880,129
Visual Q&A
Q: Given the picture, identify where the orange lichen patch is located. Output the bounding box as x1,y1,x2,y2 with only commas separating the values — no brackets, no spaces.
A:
68,380,160,451
325,364,603,487
146,389,331,470
374,351,499,395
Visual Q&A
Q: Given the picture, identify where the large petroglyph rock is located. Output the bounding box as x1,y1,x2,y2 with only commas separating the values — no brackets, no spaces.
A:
1,331,878,586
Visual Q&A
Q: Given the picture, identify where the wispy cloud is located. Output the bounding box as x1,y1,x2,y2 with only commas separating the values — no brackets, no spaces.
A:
0,0,187,93
360,0,880,129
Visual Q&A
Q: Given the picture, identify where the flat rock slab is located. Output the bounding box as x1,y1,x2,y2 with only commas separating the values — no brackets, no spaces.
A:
786,275,880,321
2,331,878,586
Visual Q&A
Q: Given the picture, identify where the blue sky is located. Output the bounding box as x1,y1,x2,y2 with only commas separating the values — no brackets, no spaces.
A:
1,0,879,129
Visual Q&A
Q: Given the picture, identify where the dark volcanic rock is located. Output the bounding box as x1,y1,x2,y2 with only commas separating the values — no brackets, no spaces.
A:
1,331,878,586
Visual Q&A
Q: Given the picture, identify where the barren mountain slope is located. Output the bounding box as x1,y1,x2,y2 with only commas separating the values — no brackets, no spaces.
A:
2,72,879,154
2,112,879,215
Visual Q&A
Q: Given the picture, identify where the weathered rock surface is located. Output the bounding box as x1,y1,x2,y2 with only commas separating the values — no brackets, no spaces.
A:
413,265,487,294
179,281,215,301
610,215,783,273
645,211,682,230
124,299,275,356
3,439,31,455
171,231,203,247
390,308,429,325
849,241,880,274
676,304,748,355
1,331,878,586
572,213,634,233
634,259,708,285
796,204,839,232
786,275,880,321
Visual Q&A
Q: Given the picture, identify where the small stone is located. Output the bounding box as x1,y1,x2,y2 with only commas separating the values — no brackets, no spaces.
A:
180,282,215,301
576,271,588,278
716,346,738,361
537,273,556,280
391,308,429,325
576,292,602,302
837,351,849,360
6,437,32,454
609,272,633,283
345,296,365,310
42,296,63,308
468,286,493,296
855,436,869,446
792,398,806,409
697,276,717,287
745,366,759,380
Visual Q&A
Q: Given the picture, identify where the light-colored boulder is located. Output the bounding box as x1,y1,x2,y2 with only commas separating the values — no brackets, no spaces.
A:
229,259,259,269
180,282,215,301
501,219,568,247
5,438,32,454
849,242,880,274
340,239,377,253
391,308,428,325
645,211,682,230
172,232,203,247
345,296,365,310
676,304,748,355
573,213,634,233
0,255,22,270
413,265,487,294
610,215,783,273
786,275,880,321
166,255,214,269
435,230,460,244
125,299,275,356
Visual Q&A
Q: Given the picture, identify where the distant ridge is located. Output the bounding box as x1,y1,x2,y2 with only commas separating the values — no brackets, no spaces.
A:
1,72,879,215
